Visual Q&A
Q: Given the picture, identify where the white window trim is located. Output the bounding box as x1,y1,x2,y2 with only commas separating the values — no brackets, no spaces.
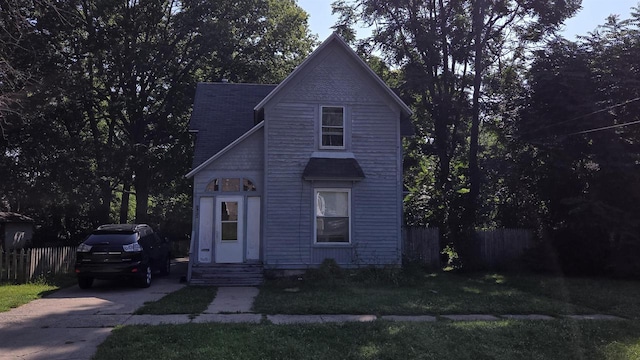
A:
314,188,351,245
319,105,346,150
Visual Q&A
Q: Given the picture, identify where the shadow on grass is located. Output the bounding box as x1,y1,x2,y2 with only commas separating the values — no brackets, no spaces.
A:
479,273,640,320
255,271,598,316
93,320,640,360
134,286,217,316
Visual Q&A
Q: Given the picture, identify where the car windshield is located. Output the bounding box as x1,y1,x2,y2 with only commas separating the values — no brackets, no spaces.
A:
83,233,138,245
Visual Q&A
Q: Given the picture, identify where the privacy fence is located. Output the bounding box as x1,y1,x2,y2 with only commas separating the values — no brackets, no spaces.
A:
0,246,77,283
402,227,442,268
403,227,533,269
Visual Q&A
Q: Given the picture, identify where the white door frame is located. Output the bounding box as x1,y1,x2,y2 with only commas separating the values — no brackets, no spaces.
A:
246,196,261,260
215,195,244,263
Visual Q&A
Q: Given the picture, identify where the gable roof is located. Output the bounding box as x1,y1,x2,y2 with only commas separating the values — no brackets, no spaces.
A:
0,212,34,223
186,122,264,179
254,32,412,117
189,83,277,168
187,34,416,178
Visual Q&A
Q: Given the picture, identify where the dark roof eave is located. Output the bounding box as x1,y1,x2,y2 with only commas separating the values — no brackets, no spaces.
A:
302,157,366,182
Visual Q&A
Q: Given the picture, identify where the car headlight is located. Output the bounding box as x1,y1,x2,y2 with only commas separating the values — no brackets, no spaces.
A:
77,243,92,252
122,243,143,252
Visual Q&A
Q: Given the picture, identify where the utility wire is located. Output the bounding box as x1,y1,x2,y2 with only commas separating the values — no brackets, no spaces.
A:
520,96,640,136
567,119,640,136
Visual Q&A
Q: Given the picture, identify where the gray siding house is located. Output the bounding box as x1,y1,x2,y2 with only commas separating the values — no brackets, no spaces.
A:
186,34,412,285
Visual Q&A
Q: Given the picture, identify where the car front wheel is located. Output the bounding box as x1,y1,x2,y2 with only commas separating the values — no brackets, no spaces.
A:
137,265,151,288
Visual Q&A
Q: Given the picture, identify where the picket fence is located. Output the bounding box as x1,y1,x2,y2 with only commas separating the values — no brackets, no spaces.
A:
402,228,533,268
0,246,77,283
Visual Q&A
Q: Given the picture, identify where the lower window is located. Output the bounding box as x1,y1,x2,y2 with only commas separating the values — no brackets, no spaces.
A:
315,189,350,243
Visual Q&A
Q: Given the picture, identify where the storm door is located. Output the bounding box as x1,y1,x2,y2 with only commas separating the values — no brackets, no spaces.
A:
215,196,244,263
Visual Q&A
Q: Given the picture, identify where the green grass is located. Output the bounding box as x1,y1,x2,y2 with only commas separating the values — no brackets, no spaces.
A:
489,274,640,320
0,274,75,312
94,271,640,359
134,286,217,316
254,271,601,316
93,320,640,360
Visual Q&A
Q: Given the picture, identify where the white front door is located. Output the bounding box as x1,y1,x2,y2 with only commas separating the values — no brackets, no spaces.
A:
215,196,244,263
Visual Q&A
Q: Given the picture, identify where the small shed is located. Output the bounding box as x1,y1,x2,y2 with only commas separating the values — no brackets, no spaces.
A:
0,212,34,249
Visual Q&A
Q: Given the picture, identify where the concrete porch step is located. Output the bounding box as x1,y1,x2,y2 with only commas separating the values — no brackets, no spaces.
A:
191,263,264,286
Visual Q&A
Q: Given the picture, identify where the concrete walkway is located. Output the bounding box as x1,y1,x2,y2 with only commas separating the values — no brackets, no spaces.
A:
0,275,628,360
205,287,260,314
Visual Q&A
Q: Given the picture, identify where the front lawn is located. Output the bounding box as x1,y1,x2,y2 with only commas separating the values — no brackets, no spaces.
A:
94,320,640,360
92,270,640,360
0,275,75,312
253,271,603,316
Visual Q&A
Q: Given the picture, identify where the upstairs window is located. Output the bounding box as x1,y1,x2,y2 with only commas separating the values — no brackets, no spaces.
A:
321,106,344,149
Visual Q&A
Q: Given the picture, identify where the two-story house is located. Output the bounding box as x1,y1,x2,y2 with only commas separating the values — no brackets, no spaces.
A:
186,33,412,285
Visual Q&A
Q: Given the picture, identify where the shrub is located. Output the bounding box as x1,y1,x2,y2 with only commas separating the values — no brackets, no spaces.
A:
303,258,344,287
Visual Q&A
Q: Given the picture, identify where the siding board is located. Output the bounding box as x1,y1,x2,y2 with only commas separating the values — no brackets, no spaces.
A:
264,50,403,268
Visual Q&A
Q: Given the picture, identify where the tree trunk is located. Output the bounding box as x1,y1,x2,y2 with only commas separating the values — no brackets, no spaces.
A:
468,0,485,228
120,181,131,224
134,165,149,224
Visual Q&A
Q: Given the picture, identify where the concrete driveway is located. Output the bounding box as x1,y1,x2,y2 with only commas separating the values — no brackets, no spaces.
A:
0,259,187,360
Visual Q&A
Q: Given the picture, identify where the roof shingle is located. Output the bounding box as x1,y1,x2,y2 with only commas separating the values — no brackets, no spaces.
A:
189,83,276,168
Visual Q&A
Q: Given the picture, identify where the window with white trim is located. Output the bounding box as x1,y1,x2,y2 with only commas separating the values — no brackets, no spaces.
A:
315,189,350,243
320,106,344,149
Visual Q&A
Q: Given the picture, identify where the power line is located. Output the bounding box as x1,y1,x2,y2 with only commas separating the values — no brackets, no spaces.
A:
567,119,640,136
521,96,640,136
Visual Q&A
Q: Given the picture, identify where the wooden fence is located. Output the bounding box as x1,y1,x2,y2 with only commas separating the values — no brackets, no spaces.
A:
476,228,533,268
0,246,77,283
402,227,533,269
403,227,441,268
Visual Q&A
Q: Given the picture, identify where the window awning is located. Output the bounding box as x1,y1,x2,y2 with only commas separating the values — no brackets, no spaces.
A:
302,157,365,181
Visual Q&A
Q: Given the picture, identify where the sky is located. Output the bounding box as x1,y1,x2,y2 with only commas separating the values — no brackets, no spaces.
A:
297,0,639,41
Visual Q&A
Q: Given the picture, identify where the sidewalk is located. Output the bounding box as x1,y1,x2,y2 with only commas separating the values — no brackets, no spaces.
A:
118,286,627,325
123,311,626,325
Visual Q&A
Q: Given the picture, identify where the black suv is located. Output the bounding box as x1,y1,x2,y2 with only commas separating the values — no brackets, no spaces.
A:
75,224,171,289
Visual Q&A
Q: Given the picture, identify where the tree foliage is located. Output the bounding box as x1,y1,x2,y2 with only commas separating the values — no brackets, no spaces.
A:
509,11,640,276
0,0,314,243
332,0,580,241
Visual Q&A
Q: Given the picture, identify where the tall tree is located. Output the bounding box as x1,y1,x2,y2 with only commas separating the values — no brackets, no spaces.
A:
0,0,315,241
332,0,580,238
86,0,315,223
512,10,640,275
